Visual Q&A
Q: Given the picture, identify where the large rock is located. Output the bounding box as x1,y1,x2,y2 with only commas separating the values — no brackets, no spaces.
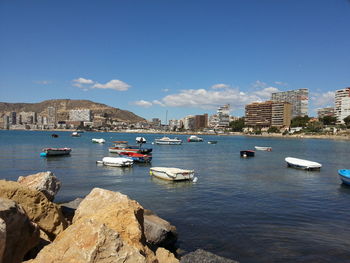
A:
25,218,151,263
27,188,179,263
180,249,239,263
144,209,177,249
17,171,61,201
0,197,40,263
0,180,67,240
73,188,147,251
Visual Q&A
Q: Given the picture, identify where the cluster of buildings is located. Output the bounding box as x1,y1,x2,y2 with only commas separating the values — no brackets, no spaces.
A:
244,89,308,129
244,87,350,129
2,87,350,132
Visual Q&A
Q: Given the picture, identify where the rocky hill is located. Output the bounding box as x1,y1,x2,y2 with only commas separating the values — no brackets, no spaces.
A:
0,99,145,123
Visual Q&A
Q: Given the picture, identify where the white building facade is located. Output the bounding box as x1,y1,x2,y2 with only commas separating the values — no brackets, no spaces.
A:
335,87,350,124
271,89,308,117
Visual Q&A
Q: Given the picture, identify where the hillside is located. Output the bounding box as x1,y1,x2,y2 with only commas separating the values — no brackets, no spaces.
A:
0,99,146,123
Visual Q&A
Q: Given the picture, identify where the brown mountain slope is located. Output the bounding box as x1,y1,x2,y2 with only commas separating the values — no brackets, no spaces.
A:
0,99,146,123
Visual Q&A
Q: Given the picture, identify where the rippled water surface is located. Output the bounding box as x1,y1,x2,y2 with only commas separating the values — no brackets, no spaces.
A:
1,130,350,262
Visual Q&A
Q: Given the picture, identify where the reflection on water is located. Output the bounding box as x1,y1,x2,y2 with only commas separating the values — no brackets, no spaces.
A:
1,130,350,263
150,176,195,189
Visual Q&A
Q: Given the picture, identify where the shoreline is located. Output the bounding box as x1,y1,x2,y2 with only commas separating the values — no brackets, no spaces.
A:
2,128,350,141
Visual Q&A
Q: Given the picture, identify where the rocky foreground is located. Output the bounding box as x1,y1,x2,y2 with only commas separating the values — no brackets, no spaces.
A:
0,171,238,263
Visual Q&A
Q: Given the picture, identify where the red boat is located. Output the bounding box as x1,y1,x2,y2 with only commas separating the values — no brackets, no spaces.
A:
118,152,152,163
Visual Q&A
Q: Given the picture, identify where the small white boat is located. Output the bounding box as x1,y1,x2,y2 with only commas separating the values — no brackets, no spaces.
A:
254,146,272,151
187,135,203,142
150,167,195,181
136,137,147,144
97,157,133,167
92,138,105,144
285,157,322,170
71,131,80,137
208,140,217,144
112,141,129,147
154,137,182,145
41,147,72,157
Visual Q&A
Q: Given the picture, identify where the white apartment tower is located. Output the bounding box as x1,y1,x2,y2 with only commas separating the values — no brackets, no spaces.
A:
217,104,230,127
335,87,350,124
271,89,308,117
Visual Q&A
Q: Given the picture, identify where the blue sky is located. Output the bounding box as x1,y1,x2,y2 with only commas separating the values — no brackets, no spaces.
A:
1,0,349,122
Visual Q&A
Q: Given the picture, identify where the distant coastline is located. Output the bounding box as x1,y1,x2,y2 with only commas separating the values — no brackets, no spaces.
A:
2,128,350,141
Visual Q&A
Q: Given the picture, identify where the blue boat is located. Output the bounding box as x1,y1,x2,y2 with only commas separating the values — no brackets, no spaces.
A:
338,169,350,185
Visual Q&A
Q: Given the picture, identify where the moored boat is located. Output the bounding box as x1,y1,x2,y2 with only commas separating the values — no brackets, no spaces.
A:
338,169,350,185
71,131,80,137
208,140,217,144
187,135,203,142
154,136,182,145
254,146,272,151
96,157,133,167
40,147,72,157
112,141,129,147
92,138,105,144
240,150,255,157
150,167,195,181
285,157,322,170
109,146,152,154
119,152,152,163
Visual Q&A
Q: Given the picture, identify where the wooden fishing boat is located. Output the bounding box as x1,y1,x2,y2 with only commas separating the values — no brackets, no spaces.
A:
150,167,195,181
41,147,71,157
338,169,350,185
109,145,152,154
285,157,322,170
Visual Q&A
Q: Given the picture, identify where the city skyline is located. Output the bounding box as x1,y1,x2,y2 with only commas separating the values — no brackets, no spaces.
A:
1,1,349,122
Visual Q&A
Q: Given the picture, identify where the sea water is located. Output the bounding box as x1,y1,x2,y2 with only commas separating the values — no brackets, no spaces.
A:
0,130,349,263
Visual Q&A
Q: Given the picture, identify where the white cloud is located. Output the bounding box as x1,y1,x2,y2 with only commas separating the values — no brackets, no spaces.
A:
133,100,153,108
73,77,94,84
152,100,165,106
274,81,288,86
253,87,279,99
311,91,335,107
162,88,170,92
72,77,131,91
92,79,131,91
211,83,230,89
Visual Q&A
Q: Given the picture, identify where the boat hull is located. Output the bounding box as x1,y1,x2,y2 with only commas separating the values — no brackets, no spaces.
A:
42,148,71,156
98,157,133,167
119,152,152,163
254,146,272,151
338,169,350,185
285,157,322,170
92,138,105,143
154,138,182,145
150,167,194,181
240,150,255,157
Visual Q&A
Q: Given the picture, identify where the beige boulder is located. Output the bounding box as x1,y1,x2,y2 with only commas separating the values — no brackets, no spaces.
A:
27,188,179,263
156,247,179,263
73,187,146,250
25,218,149,263
0,180,67,240
0,197,40,263
17,171,61,201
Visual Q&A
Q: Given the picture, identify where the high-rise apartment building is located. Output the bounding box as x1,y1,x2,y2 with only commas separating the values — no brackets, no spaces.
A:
271,89,308,117
194,114,208,130
335,87,350,124
47,106,57,126
271,102,292,127
245,101,292,128
217,104,230,127
245,101,273,127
